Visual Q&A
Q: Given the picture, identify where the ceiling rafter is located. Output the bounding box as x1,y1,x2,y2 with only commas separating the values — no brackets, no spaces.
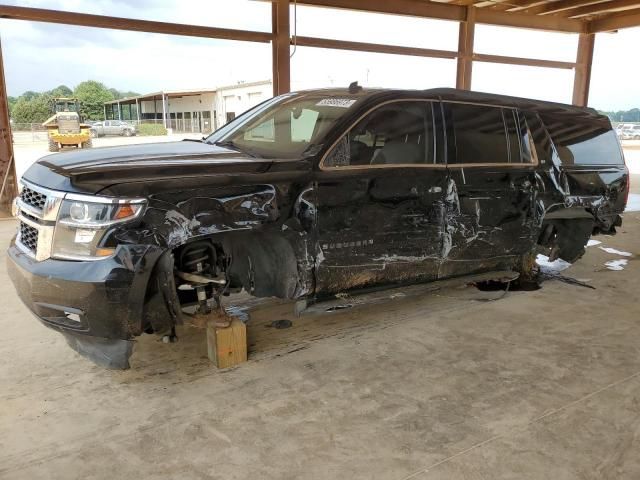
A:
521,0,611,15
587,7,640,30
561,0,640,17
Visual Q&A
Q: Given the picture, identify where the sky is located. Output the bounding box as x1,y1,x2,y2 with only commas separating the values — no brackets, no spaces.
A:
0,0,639,111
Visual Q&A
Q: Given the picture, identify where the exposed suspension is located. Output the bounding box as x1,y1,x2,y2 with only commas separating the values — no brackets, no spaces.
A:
175,241,230,326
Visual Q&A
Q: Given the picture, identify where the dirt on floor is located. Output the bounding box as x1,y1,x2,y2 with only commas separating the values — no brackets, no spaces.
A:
0,214,639,480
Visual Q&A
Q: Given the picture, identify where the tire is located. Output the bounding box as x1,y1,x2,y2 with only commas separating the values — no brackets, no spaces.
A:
123,129,133,137
81,137,93,149
48,137,59,152
90,129,98,138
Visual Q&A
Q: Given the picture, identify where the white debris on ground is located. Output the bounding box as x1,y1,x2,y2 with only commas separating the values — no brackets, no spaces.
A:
536,254,572,274
605,259,628,271
599,247,633,257
626,193,640,213
587,239,602,247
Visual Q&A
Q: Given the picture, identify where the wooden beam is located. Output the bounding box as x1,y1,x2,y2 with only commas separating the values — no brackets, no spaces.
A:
474,53,576,69
272,0,290,96
294,35,576,72
472,0,512,8
502,0,555,12
525,0,611,15
294,0,585,32
474,8,586,31
572,33,595,106
293,36,458,59
588,8,640,31
0,5,273,42
294,0,465,21
563,0,640,17
0,37,17,215
456,7,476,90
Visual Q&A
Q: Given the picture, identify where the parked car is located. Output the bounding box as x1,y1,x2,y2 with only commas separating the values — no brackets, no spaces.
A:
616,123,634,138
8,87,629,368
90,120,137,137
621,124,640,140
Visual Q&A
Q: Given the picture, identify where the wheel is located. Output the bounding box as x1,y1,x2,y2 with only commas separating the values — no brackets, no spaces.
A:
90,129,98,138
123,129,133,137
48,137,59,152
81,137,93,149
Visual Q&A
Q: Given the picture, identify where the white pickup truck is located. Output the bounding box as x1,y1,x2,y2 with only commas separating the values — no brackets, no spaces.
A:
90,120,137,137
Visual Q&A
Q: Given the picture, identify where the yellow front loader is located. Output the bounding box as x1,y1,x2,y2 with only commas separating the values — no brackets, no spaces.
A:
42,98,92,152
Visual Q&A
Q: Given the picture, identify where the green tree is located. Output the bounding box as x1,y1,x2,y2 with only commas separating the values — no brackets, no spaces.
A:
8,96,17,116
48,85,73,97
108,88,140,100
20,91,40,101
74,80,114,120
10,95,52,124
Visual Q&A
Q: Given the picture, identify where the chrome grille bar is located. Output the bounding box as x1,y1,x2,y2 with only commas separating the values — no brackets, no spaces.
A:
15,180,64,261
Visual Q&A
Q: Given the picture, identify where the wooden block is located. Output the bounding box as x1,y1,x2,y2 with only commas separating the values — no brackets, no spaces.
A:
207,317,247,368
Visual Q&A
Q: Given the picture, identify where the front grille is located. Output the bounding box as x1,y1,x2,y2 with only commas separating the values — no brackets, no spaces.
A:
19,221,38,253
21,187,47,210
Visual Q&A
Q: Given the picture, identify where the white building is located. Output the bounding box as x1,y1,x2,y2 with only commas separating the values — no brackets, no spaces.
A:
104,80,272,133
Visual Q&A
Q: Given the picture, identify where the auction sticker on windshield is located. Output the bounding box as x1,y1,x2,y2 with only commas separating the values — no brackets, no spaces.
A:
316,98,357,108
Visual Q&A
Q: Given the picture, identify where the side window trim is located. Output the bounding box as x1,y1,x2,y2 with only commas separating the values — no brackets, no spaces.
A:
441,101,539,168
319,99,443,170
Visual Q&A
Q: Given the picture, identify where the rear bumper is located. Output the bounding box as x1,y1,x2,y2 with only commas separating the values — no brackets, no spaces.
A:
50,129,91,144
7,239,163,343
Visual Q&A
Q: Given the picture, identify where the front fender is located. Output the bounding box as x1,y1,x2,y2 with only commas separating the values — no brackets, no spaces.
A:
111,184,280,249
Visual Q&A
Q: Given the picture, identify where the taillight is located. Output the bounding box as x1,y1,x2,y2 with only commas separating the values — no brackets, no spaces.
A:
625,166,630,209
621,150,630,209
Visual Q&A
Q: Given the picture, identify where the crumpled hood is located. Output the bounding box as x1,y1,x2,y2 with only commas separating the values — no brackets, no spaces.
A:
22,141,296,194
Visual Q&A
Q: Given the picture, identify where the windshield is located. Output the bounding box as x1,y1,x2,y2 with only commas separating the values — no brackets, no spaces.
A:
205,93,360,158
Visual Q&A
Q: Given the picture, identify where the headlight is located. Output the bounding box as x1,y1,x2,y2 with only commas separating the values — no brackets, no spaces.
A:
52,196,145,260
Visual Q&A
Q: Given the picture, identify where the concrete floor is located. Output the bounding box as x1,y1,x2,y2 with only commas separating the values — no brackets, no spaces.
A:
1,209,639,480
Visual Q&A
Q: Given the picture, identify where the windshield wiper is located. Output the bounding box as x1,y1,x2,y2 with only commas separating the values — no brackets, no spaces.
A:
214,140,260,158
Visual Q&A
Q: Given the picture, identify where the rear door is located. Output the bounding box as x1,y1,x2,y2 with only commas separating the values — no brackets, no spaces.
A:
441,102,539,270
314,99,449,294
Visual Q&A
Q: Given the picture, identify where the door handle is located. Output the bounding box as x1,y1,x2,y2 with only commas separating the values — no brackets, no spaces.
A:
428,186,442,194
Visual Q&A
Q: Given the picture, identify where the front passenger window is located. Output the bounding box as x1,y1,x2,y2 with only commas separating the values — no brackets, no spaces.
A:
324,101,434,168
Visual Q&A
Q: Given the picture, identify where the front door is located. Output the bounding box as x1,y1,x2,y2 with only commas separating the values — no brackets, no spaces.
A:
314,100,449,295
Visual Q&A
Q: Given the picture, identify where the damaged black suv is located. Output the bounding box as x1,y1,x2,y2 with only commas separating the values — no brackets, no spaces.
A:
8,87,629,368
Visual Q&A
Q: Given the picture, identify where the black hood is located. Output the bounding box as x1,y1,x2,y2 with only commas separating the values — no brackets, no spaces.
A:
22,141,301,194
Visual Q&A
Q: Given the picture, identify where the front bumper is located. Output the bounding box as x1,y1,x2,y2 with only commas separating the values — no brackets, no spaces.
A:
7,240,163,368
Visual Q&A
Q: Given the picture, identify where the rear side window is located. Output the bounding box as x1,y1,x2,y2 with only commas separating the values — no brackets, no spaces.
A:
522,111,553,162
540,115,623,165
446,103,525,165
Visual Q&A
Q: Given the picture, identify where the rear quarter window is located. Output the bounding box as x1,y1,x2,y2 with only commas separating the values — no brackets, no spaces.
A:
541,115,623,166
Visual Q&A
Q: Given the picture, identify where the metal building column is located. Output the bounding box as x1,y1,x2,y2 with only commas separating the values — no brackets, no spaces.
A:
162,93,167,128
0,39,18,215
456,6,476,90
572,33,595,107
272,0,290,96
